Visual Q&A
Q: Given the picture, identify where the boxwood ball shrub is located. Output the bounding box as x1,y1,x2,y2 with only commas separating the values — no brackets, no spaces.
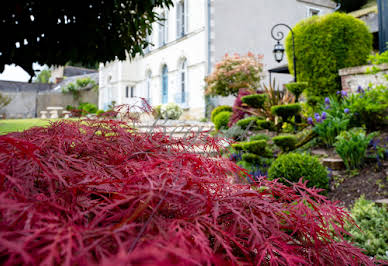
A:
268,153,329,190
211,105,233,122
286,12,372,98
271,103,301,122
0,118,375,265
241,94,267,108
272,134,298,152
214,111,232,130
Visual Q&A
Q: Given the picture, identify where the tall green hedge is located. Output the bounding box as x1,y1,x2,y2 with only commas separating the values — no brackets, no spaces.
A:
285,12,372,98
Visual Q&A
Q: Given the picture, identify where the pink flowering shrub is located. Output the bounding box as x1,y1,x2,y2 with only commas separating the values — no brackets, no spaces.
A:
0,117,374,265
205,52,263,97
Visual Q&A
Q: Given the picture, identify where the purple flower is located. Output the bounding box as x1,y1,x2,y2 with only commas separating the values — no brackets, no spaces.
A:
325,105,330,110
336,91,341,95
321,112,327,120
344,108,349,114
341,91,348,97
307,117,314,125
324,97,330,105
314,113,322,123
357,86,365,94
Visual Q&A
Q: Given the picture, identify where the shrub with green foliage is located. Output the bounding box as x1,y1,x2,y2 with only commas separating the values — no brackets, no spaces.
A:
286,12,372,98
334,128,377,170
271,103,301,122
256,120,272,130
242,153,262,164
219,125,247,141
153,105,162,119
79,102,98,115
285,82,307,102
211,105,233,122
214,111,231,130
272,135,298,152
268,153,328,190
346,196,388,260
241,94,267,108
160,103,183,120
236,116,261,130
249,134,270,142
231,143,244,151
313,115,350,147
347,85,388,130
242,140,267,154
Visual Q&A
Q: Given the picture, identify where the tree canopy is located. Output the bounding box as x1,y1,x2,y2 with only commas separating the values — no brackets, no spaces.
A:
0,0,173,80
334,0,371,12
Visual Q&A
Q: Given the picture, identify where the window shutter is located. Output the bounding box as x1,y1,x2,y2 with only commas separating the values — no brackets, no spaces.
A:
176,3,182,38
165,11,169,43
184,0,188,34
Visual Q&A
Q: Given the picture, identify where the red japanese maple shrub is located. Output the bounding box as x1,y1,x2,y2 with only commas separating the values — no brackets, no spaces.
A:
0,116,374,265
228,88,254,127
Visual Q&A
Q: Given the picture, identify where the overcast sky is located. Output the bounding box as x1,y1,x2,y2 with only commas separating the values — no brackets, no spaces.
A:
0,63,45,82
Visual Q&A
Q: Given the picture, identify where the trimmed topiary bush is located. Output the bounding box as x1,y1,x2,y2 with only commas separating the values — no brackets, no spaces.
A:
272,135,298,152
256,120,273,130
214,111,232,130
268,153,328,190
285,82,307,102
211,105,233,122
236,116,261,130
241,94,267,108
242,140,267,154
249,133,270,142
271,103,301,122
231,143,244,151
242,153,262,164
286,12,372,98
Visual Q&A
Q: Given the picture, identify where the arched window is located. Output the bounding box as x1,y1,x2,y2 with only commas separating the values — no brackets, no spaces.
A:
176,0,187,38
161,65,168,104
179,59,187,104
159,11,168,46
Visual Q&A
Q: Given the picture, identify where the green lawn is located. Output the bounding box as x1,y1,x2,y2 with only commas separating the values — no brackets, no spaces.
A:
0,119,63,135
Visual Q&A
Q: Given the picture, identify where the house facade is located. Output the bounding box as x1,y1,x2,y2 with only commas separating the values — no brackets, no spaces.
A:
99,0,335,119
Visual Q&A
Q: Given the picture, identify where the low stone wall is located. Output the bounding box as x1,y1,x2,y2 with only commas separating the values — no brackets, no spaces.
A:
1,91,38,118
339,64,388,92
36,89,98,116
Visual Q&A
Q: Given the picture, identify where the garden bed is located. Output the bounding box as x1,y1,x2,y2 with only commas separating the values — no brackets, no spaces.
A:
328,161,388,208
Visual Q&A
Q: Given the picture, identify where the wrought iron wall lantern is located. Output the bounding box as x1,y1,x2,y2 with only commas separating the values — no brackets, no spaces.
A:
271,23,297,82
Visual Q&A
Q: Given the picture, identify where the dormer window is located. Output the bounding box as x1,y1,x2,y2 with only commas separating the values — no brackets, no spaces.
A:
308,7,321,17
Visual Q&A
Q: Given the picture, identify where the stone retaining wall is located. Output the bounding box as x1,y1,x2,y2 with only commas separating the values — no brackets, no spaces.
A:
339,64,388,92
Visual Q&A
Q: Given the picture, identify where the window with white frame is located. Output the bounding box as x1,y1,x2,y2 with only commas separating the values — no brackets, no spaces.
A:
146,71,152,103
179,59,187,104
307,7,321,17
159,11,168,46
144,32,152,53
176,0,187,39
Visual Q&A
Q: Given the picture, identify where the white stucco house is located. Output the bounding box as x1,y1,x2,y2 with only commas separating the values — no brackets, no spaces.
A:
99,0,336,119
